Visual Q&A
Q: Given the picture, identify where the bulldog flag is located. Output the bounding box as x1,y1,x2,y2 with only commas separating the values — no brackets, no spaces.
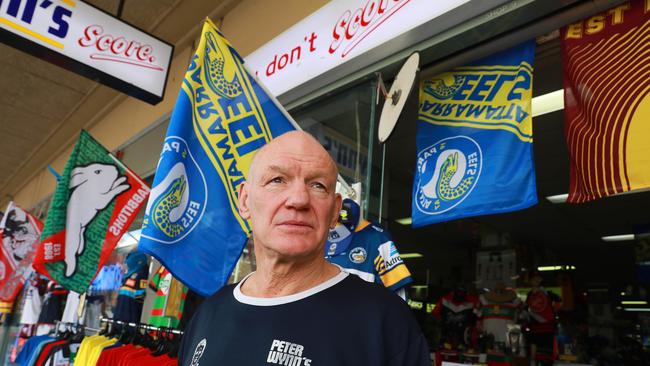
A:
412,41,538,227
138,19,294,296
33,131,150,293
0,202,43,301
562,1,650,203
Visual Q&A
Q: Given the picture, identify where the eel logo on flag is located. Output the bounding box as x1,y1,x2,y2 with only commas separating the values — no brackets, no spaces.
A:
145,137,207,243
412,41,537,227
562,0,650,202
139,19,295,296
415,136,482,214
0,202,43,301
33,130,149,293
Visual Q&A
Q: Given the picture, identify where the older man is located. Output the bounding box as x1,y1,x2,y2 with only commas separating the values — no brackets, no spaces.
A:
179,131,430,365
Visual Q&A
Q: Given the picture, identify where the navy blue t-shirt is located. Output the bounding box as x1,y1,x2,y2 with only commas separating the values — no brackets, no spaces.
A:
179,271,430,365
113,266,148,323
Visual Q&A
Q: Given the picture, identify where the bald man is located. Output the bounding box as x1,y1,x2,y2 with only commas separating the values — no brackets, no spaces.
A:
179,131,430,365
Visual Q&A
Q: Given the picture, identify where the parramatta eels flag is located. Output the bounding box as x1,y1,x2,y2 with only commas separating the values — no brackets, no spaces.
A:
138,19,294,296
0,202,43,302
33,131,150,293
562,0,650,203
412,41,538,227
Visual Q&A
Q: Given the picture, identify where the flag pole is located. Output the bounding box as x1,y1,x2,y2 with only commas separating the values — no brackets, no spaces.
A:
241,63,356,199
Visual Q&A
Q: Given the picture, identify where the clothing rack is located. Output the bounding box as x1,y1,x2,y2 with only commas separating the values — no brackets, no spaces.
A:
53,320,100,337
100,317,184,335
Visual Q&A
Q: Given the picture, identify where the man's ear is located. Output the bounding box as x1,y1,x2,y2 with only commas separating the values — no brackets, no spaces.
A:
330,193,343,229
238,182,251,220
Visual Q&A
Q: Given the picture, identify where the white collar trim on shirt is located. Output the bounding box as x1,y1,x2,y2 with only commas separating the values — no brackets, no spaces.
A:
233,269,349,306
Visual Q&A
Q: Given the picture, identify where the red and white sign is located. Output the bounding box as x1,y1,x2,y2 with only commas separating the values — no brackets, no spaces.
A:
0,0,173,104
246,0,470,96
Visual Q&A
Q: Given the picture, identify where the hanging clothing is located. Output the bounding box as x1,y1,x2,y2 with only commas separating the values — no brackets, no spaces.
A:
37,281,68,324
479,291,522,343
14,334,55,366
325,220,413,292
42,340,81,366
84,296,103,329
20,281,42,325
75,335,118,366
432,291,479,346
61,291,81,324
96,344,177,366
526,287,560,363
148,266,188,328
525,287,560,334
33,339,67,365
113,266,148,323
0,299,12,323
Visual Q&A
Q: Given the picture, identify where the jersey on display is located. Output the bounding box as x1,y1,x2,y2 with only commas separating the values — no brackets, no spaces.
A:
325,220,412,292
20,281,42,325
179,272,430,365
38,281,68,324
432,291,479,346
113,266,148,323
61,291,81,324
526,287,561,334
148,265,188,328
478,292,522,343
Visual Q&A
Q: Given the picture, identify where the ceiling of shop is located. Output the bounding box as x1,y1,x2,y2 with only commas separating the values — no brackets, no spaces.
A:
0,0,241,205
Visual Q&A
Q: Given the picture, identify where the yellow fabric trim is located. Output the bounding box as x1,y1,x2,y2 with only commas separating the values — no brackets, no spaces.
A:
379,264,412,288
355,220,371,232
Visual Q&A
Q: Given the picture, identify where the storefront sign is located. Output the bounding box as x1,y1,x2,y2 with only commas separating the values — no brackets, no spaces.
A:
0,0,173,104
246,0,470,96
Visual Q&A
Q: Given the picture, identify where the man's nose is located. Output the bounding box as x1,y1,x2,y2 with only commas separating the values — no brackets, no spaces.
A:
285,181,310,209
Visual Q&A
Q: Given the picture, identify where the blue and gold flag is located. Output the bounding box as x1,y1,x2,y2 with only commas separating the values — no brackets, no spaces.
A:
139,19,294,296
412,41,537,227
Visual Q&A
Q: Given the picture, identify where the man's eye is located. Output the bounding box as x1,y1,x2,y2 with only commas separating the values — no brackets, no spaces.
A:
269,177,283,184
311,182,326,190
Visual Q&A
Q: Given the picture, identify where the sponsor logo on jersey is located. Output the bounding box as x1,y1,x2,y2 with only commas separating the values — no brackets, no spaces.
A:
190,338,207,366
144,136,207,243
414,135,482,215
327,243,337,256
266,339,312,366
378,242,403,271
349,247,367,264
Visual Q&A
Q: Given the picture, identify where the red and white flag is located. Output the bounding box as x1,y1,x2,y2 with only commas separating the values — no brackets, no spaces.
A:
0,202,43,302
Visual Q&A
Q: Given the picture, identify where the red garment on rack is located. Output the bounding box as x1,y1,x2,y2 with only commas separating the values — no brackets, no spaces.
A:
34,339,66,366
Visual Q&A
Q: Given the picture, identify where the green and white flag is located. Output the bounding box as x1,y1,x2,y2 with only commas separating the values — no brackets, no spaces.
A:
33,130,149,293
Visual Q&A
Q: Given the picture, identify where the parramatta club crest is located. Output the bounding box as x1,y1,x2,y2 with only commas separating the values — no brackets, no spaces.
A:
415,136,482,215
143,136,207,244
349,247,367,264
423,74,466,100
204,31,243,100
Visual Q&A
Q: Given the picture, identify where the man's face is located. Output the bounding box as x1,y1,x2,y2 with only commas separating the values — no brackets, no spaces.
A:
238,132,342,261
